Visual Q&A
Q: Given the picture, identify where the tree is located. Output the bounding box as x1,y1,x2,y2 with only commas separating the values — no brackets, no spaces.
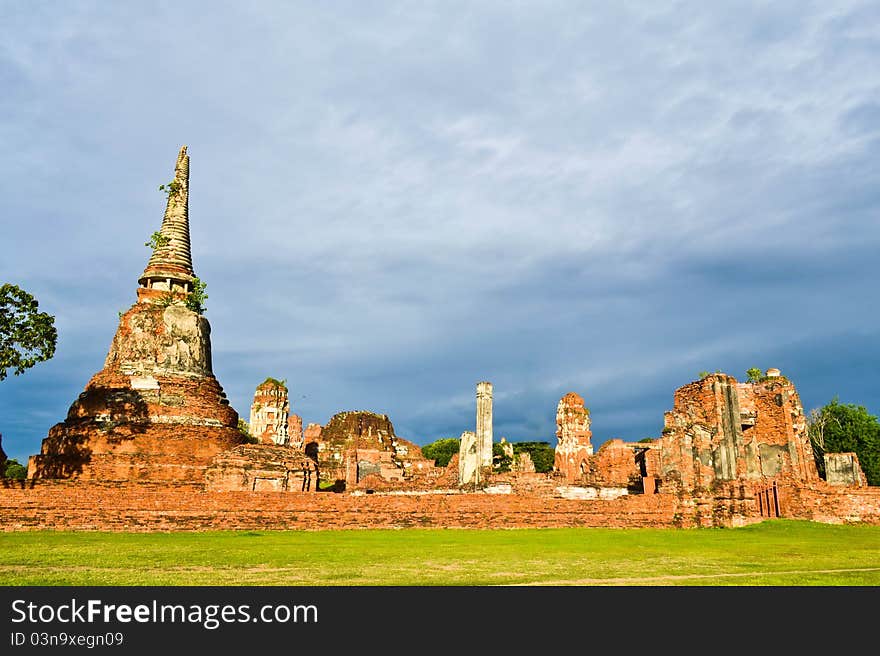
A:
0,283,58,381
421,438,460,467
492,442,512,472
746,367,763,383
808,398,880,486
512,441,555,473
3,458,27,480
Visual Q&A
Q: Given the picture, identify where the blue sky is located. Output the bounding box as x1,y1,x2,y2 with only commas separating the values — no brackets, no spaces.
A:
1,2,878,464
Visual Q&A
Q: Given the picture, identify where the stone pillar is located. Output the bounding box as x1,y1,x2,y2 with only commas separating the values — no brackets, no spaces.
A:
458,430,479,487
476,381,493,468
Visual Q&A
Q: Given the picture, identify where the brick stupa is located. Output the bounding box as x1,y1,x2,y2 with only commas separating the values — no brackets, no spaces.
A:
28,146,245,482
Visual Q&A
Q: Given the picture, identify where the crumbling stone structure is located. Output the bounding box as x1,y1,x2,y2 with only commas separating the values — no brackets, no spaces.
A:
458,381,495,487
27,147,245,483
824,453,868,487
205,444,318,492
304,423,322,442
307,411,431,489
288,414,304,448
514,450,536,473
458,430,480,487
476,381,493,468
248,378,290,445
659,370,818,494
553,392,593,482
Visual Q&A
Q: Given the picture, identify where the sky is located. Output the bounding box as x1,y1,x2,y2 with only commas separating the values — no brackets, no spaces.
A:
1,1,878,464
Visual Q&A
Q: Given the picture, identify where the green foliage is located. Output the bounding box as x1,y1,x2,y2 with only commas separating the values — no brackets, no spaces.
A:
697,371,710,379
420,437,460,467
808,398,880,486
638,437,655,443
261,377,287,390
492,442,512,472
185,276,208,314
158,180,182,198
237,419,259,444
144,231,170,250
746,367,764,383
155,290,178,308
0,283,58,381
4,458,27,480
510,441,555,473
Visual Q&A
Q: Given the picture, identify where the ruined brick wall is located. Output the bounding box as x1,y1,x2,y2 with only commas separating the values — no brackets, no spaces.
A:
659,372,818,494
288,414,303,448
0,480,685,531
553,392,593,482
3,476,876,532
309,411,430,488
585,440,642,488
205,444,318,492
737,377,818,483
660,374,741,491
775,482,880,524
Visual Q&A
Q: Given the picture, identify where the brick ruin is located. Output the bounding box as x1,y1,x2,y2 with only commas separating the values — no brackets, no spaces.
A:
658,371,819,493
26,146,245,483
4,146,878,531
248,378,290,445
288,413,303,448
307,410,436,490
553,392,593,481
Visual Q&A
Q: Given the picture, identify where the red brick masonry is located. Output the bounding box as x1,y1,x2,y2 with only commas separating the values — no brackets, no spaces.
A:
2,479,878,531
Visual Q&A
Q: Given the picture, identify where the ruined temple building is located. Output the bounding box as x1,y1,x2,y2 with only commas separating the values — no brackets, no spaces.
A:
27,146,245,482
549,368,848,507
304,411,435,490
553,392,593,481
658,369,819,492
248,378,290,445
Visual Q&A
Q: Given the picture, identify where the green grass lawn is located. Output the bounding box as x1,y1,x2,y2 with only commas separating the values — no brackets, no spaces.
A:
1,520,879,585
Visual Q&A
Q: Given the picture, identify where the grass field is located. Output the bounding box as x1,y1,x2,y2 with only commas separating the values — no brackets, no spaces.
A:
2,520,879,585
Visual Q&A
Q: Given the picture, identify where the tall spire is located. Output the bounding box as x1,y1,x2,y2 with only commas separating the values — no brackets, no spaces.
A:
138,146,195,301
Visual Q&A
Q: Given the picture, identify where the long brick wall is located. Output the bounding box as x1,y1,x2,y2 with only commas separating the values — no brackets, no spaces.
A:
3,480,878,532
0,481,681,531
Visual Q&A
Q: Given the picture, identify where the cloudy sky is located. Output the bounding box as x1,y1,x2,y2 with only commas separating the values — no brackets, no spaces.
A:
1,1,878,463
